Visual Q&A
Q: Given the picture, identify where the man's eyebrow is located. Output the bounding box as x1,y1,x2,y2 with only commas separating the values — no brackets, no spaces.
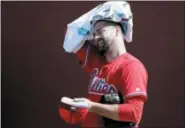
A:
94,27,104,33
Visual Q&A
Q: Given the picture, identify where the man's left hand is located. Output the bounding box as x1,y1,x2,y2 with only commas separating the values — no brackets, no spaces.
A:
61,97,93,110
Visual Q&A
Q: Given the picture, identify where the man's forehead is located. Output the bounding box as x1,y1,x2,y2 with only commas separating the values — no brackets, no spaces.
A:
93,21,110,31
94,21,108,28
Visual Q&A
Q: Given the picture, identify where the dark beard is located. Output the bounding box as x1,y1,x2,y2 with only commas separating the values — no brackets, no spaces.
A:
97,39,109,56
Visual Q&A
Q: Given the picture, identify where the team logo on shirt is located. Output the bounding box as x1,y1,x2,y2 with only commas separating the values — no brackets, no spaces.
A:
88,68,117,95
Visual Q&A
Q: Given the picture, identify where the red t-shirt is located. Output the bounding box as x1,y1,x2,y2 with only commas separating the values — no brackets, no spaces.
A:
59,42,148,127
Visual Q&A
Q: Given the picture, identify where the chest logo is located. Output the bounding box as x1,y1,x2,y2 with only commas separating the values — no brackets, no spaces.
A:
88,68,117,95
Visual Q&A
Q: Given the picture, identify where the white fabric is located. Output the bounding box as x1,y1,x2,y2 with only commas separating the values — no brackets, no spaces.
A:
63,1,133,53
61,97,89,108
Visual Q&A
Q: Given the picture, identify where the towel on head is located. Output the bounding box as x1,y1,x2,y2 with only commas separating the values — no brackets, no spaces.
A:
63,1,133,53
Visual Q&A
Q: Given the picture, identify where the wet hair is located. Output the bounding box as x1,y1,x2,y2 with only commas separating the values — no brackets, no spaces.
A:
94,20,125,34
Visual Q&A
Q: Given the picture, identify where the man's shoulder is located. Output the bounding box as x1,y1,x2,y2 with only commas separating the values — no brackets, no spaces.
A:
119,52,146,71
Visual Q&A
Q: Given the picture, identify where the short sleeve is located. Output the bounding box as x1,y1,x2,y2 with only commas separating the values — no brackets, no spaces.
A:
120,62,148,101
75,41,103,74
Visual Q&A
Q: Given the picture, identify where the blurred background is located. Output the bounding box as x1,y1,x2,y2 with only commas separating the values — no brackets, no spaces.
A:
1,1,184,128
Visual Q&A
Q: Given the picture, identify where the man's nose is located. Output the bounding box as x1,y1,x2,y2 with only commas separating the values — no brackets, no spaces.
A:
94,33,100,40
93,34,100,45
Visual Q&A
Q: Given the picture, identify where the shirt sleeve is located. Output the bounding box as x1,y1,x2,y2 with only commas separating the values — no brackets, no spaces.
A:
75,41,103,74
119,61,148,101
75,42,90,68
118,96,145,124
117,62,148,123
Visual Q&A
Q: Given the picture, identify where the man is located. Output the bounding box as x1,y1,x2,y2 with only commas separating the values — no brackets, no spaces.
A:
59,2,148,128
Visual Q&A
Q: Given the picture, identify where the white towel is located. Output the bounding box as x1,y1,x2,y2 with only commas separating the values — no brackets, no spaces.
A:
63,1,133,53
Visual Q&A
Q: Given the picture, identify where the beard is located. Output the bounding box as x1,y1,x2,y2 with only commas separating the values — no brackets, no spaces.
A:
96,39,109,56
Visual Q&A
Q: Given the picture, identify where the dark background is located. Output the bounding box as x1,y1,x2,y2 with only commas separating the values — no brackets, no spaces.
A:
1,1,184,128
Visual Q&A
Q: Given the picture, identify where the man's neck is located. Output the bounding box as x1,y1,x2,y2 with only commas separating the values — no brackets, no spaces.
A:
104,42,126,62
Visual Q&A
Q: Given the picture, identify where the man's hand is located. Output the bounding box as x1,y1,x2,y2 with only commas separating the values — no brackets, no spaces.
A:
61,97,93,110
73,98,93,110
61,96,120,121
59,98,89,124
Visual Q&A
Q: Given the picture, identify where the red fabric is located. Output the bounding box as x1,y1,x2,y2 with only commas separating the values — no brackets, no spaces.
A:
75,42,105,74
117,59,148,123
119,61,148,101
59,107,88,124
118,96,145,123
61,43,148,127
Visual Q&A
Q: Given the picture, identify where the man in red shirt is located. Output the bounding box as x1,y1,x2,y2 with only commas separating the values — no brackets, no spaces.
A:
59,19,148,128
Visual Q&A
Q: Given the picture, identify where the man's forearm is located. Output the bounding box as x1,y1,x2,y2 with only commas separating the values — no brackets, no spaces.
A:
89,98,144,123
90,102,119,121
70,97,144,123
